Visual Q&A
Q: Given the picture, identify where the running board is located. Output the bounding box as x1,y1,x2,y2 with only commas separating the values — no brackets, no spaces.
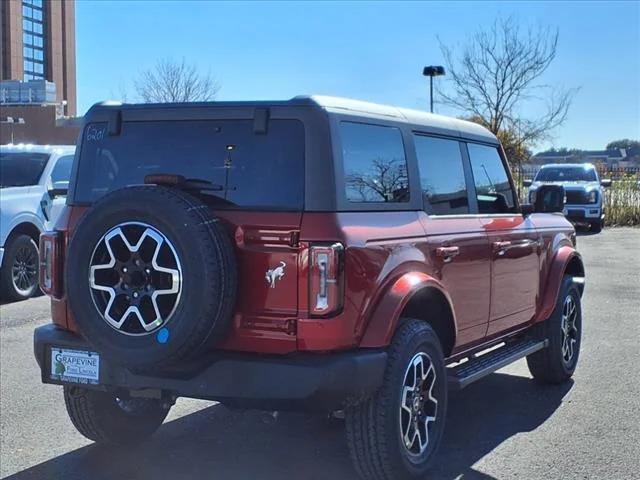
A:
447,338,548,390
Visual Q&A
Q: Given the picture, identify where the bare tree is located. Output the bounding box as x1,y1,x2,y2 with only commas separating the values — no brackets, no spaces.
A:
345,158,409,202
134,58,220,103
438,17,578,159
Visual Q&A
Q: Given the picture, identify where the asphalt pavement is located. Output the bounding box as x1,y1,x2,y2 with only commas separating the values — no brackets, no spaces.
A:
1,227,639,480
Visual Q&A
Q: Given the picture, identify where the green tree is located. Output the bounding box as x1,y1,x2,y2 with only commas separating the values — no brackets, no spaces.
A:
606,139,640,151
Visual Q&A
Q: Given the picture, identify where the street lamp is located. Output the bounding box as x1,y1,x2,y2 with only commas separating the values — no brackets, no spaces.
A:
422,65,445,113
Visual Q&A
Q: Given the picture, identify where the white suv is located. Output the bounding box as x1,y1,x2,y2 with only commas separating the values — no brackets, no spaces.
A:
0,144,75,300
526,163,609,233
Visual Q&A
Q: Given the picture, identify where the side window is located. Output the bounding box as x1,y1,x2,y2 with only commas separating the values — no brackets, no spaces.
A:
340,122,409,203
50,155,74,184
467,143,516,214
414,135,469,215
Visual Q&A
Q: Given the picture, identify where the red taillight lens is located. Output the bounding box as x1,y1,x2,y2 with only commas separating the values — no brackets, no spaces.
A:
39,232,62,298
309,243,344,317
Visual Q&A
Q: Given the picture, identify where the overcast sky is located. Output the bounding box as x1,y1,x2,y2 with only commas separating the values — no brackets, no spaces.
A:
76,1,639,151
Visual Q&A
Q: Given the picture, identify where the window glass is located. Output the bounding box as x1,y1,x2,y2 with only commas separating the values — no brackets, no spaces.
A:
535,166,597,182
33,62,43,74
32,9,42,20
0,152,50,188
32,22,42,34
340,122,409,203
50,155,74,184
33,35,43,47
75,120,305,210
414,135,469,215
467,143,516,214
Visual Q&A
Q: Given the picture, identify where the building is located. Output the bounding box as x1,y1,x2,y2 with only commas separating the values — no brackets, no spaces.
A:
1,0,76,116
531,149,634,168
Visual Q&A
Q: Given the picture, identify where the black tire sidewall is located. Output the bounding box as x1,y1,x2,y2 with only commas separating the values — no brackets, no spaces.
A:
549,277,582,376
1,234,39,300
384,322,448,477
66,187,235,369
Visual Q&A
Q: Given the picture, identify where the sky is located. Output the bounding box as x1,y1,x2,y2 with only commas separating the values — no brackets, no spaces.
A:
76,1,640,152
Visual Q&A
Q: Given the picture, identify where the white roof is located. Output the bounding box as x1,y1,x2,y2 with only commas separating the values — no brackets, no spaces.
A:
301,95,498,144
0,144,75,155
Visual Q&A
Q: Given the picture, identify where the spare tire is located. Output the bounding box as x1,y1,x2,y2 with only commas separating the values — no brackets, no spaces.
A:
66,186,237,370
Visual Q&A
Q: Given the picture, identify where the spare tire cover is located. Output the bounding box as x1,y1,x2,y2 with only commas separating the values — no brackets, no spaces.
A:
66,186,237,370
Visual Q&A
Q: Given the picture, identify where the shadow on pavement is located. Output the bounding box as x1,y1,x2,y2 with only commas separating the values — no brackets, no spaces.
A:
4,372,573,480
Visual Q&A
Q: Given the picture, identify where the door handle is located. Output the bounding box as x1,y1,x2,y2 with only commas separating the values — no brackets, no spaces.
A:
436,246,460,262
492,241,512,255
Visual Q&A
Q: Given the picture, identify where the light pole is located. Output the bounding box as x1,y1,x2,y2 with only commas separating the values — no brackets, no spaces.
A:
0,117,26,143
422,66,445,113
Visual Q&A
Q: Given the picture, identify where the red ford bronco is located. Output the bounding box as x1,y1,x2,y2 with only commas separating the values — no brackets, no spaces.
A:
34,96,584,480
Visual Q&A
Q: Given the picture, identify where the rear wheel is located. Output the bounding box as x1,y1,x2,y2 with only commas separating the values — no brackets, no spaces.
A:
527,275,582,384
345,319,447,480
1,234,39,301
590,219,603,233
64,386,170,445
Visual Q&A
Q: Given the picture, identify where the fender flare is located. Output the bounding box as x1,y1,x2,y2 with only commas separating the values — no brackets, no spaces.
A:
359,271,457,348
535,246,585,322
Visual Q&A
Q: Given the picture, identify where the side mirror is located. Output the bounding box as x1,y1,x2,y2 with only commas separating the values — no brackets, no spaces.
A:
600,179,612,188
534,184,565,213
523,179,533,187
48,181,69,198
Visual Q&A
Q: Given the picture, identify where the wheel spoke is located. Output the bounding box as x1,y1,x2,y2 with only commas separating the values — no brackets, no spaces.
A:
89,223,182,335
399,351,438,457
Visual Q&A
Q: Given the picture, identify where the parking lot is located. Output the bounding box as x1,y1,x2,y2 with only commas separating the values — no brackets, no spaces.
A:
1,227,639,480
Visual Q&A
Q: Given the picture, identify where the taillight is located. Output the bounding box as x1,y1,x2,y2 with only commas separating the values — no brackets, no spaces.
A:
309,243,344,317
39,232,62,298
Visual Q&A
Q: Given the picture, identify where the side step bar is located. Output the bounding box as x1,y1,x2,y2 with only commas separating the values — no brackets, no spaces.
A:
447,338,548,390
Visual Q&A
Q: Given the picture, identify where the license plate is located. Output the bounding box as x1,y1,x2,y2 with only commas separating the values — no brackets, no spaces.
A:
50,347,100,385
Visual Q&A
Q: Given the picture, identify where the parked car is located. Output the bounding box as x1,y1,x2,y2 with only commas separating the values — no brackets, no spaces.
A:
525,163,610,233
0,144,75,301
34,97,584,480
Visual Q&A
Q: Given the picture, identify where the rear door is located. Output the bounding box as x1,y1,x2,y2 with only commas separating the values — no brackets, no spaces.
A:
414,134,492,347
465,142,540,335
74,116,306,352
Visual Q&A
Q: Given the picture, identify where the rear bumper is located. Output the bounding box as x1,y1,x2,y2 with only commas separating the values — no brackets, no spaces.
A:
34,324,387,412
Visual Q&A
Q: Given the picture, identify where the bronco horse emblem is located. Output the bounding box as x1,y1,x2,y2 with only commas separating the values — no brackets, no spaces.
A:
265,261,286,288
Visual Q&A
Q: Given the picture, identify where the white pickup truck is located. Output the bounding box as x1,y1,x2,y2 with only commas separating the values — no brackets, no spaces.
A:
0,144,75,301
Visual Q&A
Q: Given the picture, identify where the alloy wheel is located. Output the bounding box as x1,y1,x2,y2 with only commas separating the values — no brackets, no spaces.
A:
560,294,579,365
11,244,38,295
89,222,182,335
399,352,439,459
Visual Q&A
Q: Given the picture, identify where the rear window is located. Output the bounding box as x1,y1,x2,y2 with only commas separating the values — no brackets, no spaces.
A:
0,152,49,188
74,119,305,209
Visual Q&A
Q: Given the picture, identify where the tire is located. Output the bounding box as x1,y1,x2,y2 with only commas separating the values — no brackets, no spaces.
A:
345,319,447,480
66,186,237,370
527,275,582,384
0,234,39,301
64,386,169,445
590,219,603,233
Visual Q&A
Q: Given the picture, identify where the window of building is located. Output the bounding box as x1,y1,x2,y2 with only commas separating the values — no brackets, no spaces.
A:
467,143,516,214
22,0,46,81
341,122,409,203
414,135,469,215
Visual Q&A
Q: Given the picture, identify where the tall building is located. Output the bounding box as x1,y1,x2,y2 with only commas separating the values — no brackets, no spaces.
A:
0,0,76,116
